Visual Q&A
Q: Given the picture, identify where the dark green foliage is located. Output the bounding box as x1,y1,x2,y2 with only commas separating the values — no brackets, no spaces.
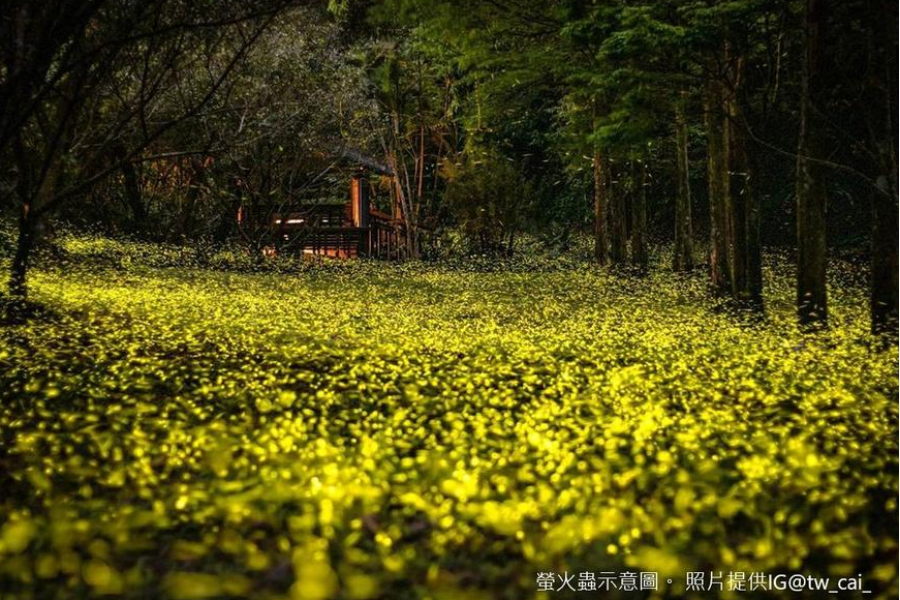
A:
442,155,529,256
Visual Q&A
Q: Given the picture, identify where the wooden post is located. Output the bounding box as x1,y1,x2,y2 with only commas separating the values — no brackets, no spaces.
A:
351,174,370,256
351,176,370,228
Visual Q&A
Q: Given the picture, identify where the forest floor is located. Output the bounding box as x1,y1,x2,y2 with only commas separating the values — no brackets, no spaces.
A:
0,236,897,600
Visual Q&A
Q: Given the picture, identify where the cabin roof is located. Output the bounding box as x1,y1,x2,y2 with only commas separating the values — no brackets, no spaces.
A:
332,145,393,176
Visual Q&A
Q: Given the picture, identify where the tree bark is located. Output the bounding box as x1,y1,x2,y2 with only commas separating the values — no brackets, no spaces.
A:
10,162,59,299
673,92,694,271
592,148,609,265
871,178,898,338
727,65,763,309
796,0,829,325
867,0,898,339
746,148,763,308
9,205,38,300
7,62,75,300
121,156,147,229
609,161,628,265
705,82,731,295
178,158,206,239
631,160,649,271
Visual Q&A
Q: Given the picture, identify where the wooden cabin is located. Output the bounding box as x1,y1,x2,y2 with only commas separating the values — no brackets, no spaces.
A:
238,149,407,259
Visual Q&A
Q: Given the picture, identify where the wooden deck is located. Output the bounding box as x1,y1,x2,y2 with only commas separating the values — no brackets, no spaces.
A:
265,203,405,259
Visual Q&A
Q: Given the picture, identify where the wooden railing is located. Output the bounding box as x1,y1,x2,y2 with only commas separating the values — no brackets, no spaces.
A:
368,216,404,260
261,203,405,259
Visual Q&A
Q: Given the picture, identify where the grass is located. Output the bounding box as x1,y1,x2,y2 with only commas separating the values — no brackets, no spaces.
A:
0,235,896,600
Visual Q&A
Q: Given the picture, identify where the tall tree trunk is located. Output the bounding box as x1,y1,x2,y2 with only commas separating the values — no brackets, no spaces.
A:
9,137,66,300
796,0,829,326
401,166,420,260
592,148,609,265
673,92,694,271
746,148,763,308
727,65,763,309
9,205,38,300
867,0,898,338
631,160,649,271
705,82,731,295
121,156,147,230
178,158,205,239
8,67,75,300
393,151,419,260
9,167,59,299
871,179,898,338
417,122,426,202
609,161,628,264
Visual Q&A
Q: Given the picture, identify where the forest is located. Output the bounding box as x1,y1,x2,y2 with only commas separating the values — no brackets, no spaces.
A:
0,1,897,599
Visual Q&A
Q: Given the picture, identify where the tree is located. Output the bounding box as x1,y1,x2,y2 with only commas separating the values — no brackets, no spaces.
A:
705,79,732,296
863,0,898,338
608,161,628,265
675,2,768,307
673,91,694,271
592,146,610,265
375,0,890,333
796,0,830,325
0,0,302,300
631,159,649,271
726,55,762,309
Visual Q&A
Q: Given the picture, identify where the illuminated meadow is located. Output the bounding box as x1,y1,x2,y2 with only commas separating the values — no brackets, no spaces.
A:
0,238,897,600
